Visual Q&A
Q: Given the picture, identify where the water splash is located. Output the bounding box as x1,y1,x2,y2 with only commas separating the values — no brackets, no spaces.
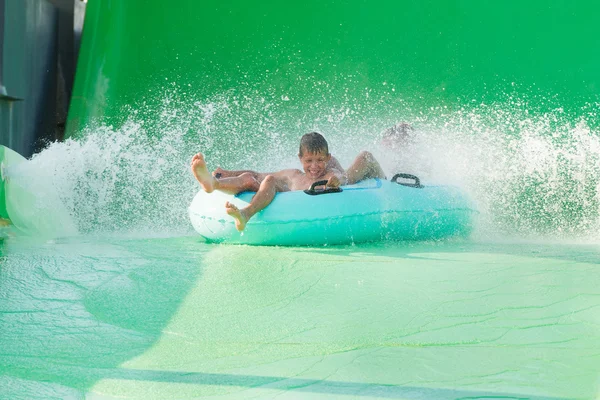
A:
19,90,600,240
378,103,600,240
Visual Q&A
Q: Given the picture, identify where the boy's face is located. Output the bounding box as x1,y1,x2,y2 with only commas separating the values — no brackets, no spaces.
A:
299,151,331,179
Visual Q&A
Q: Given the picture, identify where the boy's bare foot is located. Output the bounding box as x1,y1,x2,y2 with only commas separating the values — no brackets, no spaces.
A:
191,153,216,193
225,201,248,231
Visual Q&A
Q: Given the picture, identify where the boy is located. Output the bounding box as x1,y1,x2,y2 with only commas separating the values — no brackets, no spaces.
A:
191,132,385,231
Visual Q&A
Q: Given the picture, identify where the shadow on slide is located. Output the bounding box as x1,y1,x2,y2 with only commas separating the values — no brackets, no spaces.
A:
0,235,208,398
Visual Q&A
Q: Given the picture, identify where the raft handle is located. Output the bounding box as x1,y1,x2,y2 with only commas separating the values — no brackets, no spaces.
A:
304,180,343,196
391,173,423,188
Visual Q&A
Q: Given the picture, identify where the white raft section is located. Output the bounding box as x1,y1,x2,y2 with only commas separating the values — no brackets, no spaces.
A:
0,145,77,238
189,178,477,246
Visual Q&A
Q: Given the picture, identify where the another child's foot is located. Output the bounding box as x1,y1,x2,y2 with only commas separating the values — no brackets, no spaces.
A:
225,201,248,231
191,153,216,193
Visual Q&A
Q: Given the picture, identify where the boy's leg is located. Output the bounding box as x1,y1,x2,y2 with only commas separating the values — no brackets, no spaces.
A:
192,153,259,194
213,168,276,184
212,168,251,178
225,175,281,231
345,151,386,184
213,175,260,194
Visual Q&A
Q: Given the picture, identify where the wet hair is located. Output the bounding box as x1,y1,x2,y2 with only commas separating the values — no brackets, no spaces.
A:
383,123,414,140
299,132,329,156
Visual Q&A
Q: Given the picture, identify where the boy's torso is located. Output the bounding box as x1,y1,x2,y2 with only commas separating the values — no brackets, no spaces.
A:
282,170,336,192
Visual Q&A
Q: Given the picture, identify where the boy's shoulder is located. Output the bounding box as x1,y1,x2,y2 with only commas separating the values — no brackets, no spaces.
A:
327,156,344,173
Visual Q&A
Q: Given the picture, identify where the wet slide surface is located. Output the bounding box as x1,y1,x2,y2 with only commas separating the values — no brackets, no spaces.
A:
1,237,599,399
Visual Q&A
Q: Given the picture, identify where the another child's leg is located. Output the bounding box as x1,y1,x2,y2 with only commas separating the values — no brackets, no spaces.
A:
192,153,259,194
345,151,386,184
225,175,280,231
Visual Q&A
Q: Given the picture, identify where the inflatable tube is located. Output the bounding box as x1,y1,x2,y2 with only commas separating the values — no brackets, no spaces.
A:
189,176,477,246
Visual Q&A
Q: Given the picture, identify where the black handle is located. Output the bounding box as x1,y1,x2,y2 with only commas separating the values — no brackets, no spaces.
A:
309,180,328,191
391,173,423,188
304,180,343,196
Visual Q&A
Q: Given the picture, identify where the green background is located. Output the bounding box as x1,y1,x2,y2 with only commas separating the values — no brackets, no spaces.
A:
67,0,600,136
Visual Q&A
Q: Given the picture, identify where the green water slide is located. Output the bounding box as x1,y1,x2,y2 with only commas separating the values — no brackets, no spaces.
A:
3,2,600,399
67,0,600,137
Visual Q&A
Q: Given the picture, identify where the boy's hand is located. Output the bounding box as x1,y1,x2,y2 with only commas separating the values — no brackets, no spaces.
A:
326,175,341,188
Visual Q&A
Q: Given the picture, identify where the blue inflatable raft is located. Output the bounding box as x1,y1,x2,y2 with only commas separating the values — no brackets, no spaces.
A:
188,174,477,246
